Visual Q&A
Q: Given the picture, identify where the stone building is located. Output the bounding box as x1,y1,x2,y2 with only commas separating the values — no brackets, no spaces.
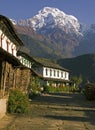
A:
0,14,71,97
0,15,31,98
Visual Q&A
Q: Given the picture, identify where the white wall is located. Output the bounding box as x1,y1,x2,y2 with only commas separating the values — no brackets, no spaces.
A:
0,29,17,57
43,67,69,80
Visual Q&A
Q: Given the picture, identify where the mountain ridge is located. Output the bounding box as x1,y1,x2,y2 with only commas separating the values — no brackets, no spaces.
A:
11,7,95,59
13,7,82,36
57,53,95,83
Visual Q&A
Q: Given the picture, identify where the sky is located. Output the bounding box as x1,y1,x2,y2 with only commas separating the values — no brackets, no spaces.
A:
0,0,95,24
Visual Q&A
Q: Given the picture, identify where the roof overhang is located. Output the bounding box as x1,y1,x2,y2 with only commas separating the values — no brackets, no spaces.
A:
0,48,21,66
0,15,24,46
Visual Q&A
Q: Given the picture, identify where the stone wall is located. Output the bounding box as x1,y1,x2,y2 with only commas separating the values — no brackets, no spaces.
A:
0,61,32,119
15,67,31,91
0,61,31,97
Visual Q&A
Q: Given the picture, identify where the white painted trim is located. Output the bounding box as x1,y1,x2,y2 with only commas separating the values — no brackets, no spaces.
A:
43,67,69,80
0,29,17,57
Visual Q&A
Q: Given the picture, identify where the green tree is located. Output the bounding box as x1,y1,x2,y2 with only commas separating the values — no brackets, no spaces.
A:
28,77,43,98
71,75,83,91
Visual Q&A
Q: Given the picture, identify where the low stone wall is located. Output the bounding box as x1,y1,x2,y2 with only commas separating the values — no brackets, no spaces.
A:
0,98,7,119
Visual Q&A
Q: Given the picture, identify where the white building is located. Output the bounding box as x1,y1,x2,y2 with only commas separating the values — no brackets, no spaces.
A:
32,58,70,87
0,15,23,58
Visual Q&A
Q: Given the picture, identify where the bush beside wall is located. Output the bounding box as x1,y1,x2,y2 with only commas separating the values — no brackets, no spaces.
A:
7,89,30,114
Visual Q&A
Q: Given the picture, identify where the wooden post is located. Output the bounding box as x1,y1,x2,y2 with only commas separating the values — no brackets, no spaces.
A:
13,68,16,88
1,61,7,97
0,61,5,97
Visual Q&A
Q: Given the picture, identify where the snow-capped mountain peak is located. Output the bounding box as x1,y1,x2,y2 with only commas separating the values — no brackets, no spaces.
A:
38,7,66,16
15,7,81,36
29,7,80,34
10,7,95,59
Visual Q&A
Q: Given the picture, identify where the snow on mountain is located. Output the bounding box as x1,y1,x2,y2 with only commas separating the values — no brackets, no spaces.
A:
15,7,82,36
10,7,95,58
10,7,95,36
10,19,17,25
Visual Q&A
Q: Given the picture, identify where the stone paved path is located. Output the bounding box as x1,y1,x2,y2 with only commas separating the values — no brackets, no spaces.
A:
0,93,95,130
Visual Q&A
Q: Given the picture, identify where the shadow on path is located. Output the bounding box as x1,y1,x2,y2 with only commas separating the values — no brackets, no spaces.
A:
32,92,95,126
32,92,95,108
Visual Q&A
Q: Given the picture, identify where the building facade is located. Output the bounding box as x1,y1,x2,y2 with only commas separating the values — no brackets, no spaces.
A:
0,15,31,97
31,58,70,87
0,15,71,97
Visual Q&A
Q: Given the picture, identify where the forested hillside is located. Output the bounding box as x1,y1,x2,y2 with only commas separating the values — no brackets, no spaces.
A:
57,54,95,83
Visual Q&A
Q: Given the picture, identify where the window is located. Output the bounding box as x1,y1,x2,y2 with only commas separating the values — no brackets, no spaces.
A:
29,62,31,68
22,58,26,65
57,71,59,77
12,48,14,55
61,72,63,77
50,69,52,76
45,68,48,76
1,34,4,48
65,72,67,78
54,70,56,76
6,40,9,52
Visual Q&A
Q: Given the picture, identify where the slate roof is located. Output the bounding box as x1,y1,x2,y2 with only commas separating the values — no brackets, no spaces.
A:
33,57,69,72
17,48,69,72
17,47,31,61
0,48,21,66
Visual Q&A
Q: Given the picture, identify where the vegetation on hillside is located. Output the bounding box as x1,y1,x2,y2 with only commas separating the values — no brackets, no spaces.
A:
57,54,95,84
19,34,64,59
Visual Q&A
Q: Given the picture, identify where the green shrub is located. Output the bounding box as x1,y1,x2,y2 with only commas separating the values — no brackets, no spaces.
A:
44,85,70,93
28,91,38,99
28,77,43,99
69,85,80,93
7,89,30,114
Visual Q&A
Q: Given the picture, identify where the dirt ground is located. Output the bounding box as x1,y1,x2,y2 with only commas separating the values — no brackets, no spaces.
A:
0,92,95,130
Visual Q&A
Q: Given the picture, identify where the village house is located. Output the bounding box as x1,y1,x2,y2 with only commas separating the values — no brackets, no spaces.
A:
0,15,71,96
31,57,70,88
0,15,31,98
0,14,71,119
17,48,70,90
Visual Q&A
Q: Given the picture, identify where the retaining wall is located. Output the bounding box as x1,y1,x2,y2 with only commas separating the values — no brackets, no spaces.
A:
0,98,7,119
